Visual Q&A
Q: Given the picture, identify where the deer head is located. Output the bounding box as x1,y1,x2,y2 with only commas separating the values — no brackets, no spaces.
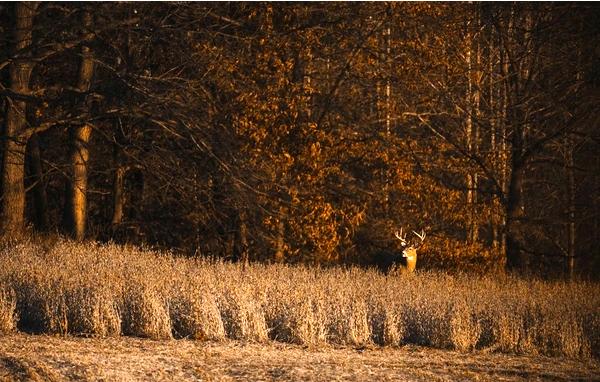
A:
393,228,426,273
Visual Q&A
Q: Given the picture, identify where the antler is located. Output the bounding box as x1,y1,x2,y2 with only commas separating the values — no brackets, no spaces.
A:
394,228,407,246
413,229,426,242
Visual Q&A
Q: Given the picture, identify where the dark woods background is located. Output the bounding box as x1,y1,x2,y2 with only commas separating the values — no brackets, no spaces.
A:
0,3,598,277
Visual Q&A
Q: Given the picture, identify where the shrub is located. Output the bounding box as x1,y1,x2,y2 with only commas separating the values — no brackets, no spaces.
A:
122,282,172,340
0,285,17,333
0,238,598,359
219,286,268,342
170,286,225,340
67,286,121,337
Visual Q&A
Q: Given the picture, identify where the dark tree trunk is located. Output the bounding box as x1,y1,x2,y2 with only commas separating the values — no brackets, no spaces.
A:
505,124,525,272
566,137,576,279
111,127,126,232
234,210,249,266
1,2,38,238
26,133,48,231
111,166,125,229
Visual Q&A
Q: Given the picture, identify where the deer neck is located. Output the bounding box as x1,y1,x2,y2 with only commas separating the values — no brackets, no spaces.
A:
402,247,418,272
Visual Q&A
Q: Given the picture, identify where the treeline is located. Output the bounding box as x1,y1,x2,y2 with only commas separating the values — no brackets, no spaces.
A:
0,3,598,275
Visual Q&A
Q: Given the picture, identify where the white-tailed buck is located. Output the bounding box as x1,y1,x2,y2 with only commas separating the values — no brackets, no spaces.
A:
392,228,426,273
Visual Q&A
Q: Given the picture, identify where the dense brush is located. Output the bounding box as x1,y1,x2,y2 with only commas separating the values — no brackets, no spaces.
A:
0,238,597,359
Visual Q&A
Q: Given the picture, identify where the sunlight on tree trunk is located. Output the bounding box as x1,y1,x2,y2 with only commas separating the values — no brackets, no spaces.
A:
67,8,94,241
465,12,481,244
69,125,92,241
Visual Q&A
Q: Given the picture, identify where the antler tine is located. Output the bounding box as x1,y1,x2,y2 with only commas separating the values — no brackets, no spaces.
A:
394,228,407,245
412,229,426,242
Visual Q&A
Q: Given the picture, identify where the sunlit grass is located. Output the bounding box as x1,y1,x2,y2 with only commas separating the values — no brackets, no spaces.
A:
0,237,597,359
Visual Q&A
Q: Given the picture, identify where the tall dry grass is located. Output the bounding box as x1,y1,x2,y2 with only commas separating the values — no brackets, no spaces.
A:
0,237,598,359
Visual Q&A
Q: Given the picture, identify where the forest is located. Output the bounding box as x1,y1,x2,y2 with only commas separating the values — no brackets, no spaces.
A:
1,2,598,276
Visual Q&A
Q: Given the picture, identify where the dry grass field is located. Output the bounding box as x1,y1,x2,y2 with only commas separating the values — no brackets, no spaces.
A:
1,334,599,381
0,238,599,380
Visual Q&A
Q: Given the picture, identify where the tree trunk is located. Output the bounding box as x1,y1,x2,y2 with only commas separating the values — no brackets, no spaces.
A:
505,163,524,271
111,165,126,228
68,125,92,240
26,133,48,231
472,16,481,244
489,26,501,250
505,101,526,271
595,155,599,256
505,102,526,271
500,5,516,270
1,2,38,238
67,8,94,241
111,121,127,232
234,210,249,266
384,23,393,216
566,139,576,279
499,47,509,258
465,14,481,244
274,208,285,262
565,28,583,280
